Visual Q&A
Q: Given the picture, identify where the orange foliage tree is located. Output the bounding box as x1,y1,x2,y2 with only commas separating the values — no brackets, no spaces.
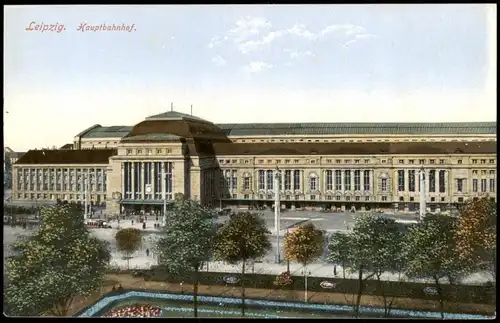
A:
283,222,324,302
455,197,497,279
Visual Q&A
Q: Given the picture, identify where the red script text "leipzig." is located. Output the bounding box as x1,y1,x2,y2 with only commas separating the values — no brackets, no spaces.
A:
25,22,65,33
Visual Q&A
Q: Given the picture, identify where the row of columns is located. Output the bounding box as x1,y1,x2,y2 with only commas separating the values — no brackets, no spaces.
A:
259,170,304,192
323,170,373,192
397,169,449,193
122,162,173,200
18,168,106,192
258,169,374,193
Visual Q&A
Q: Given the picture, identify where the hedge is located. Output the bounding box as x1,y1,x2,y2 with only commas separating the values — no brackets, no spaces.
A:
107,267,495,306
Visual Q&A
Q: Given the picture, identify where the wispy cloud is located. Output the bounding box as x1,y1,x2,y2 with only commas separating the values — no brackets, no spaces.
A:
342,33,379,48
288,50,316,60
243,61,273,73
286,23,317,40
320,24,366,37
210,17,375,55
208,35,228,49
211,55,227,66
228,16,272,43
355,33,378,40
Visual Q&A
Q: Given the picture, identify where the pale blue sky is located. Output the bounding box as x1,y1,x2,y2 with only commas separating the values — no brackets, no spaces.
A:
4,4,497,151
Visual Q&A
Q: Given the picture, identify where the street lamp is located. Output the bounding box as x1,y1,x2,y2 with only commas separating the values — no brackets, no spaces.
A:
285,228,290,272
80,173,89,221
161,165,168,227
274,165,282,264
418,167,426,222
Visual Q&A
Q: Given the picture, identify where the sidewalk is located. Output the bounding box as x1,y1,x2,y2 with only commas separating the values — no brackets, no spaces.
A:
100,220,493,286
108,255,493,286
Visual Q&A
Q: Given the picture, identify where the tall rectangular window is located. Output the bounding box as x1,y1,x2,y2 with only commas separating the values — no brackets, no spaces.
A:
134,163,141,197
489,178,495,192
326,170,333,190
225,170,232,192
354,170,361,191
219,171,226,193
309,176,317,191
258,170,265,190
153,162,160,199
472,179,478,192
125,163,132,199
408,170,416,192
244,177,250,190
335,170,342,191
429,170,436,193
398,170,405,192
363,170,370,191
344,170,351,191
144,163,153,199
231,170,238,191
438,170,445,193
481,179,487,193
284,170,292,190
381,178,387,192
17,169,22,191
103,170,107,192
457,179,463,193
165,162,173,200
293,170,301,190
266,170,274,190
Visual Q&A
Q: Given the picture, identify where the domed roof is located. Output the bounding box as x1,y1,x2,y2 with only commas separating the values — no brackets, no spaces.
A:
145,111,212,124
121,110,229,143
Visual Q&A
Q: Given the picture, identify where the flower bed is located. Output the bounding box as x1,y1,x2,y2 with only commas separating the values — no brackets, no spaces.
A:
104,304,161,317
274,271,293,288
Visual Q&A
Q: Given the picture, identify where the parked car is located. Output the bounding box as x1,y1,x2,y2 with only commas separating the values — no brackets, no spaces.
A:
98,220,112,228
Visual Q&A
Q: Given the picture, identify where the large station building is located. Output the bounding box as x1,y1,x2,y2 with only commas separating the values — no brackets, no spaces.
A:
12,111,497,215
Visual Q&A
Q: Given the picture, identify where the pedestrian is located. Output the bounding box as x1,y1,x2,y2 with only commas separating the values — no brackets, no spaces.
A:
146,248,150,257
333,266,337,276
143,222,146,230
156,215,158,221
132,219,134,225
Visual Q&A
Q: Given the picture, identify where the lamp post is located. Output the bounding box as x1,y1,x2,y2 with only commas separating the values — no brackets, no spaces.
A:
286,228,290,272
162,164,168,227
274,165,281,264
83,173,89,221
419,167,426,222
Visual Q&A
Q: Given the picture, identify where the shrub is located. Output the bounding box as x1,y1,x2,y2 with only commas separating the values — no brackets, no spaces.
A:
274,271,293,288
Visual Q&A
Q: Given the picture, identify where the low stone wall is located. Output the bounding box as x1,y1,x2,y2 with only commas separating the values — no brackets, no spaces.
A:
76,289,492,319
104,268,495,307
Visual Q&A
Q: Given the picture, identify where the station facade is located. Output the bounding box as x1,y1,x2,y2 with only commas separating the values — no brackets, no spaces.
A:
12,111,497,215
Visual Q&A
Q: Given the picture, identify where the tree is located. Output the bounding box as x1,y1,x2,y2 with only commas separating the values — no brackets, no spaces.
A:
404,214,469,319
283,222,324,303
327,232,353,279
4,204,111,316
115,228,142,270
213,212,272,317
350,215,406,317
4,152,12,189
155,198,216,318
455,197,497,280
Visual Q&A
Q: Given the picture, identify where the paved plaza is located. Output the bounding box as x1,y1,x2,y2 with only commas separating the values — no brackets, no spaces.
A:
3,209,493,285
